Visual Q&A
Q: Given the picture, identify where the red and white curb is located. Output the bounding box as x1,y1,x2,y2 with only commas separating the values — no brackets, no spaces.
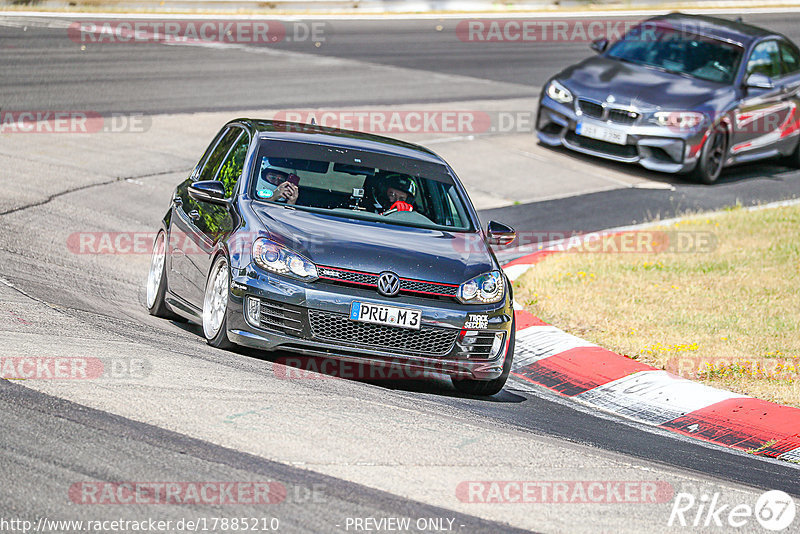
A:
502,247,800,464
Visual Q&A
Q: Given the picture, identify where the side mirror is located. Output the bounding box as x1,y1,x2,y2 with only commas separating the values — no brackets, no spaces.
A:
188,180,228,205
591,38,609,53
487,221,516,247
745,73,774,90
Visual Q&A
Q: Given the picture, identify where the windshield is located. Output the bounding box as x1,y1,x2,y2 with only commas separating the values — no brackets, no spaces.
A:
249,139,474,232
606,23,744,83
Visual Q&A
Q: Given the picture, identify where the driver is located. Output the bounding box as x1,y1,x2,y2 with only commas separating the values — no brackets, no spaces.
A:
258,168,299,205
381,173,416,213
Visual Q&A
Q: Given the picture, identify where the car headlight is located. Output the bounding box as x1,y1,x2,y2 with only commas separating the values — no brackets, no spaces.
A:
252,238,318,281
457,271,504,304
546,80,573,104
652,111,707,131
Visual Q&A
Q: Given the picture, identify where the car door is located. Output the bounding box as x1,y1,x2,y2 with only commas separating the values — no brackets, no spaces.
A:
184,128,251,302
731,39,796,159
776,40,800,149
168,126,242,307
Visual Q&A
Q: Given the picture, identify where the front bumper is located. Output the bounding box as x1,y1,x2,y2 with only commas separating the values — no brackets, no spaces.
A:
225,266,514,381
536,95,708,174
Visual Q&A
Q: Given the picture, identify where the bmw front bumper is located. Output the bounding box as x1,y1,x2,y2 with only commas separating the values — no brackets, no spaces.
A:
223,266,514,381
536,95,709,174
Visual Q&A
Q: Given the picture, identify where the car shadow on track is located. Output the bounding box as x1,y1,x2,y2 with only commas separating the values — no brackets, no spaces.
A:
159,309,524,402
229,341,527,403
539,142,799,187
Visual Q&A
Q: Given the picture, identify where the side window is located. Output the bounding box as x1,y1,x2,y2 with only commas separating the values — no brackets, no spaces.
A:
780,42,800,75
198,128,240,182
746,41,782,79
216,130,250,198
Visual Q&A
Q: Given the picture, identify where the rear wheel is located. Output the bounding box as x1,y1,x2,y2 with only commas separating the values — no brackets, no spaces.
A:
203,255,234,349
452,320,515,396
146,230,175,318
691,124,728,184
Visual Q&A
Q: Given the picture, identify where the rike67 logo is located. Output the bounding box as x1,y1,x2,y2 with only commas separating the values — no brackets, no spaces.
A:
669,490,796,531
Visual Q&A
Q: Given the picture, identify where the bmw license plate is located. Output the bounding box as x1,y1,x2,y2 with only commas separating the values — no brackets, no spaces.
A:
350,301,421,330
576,121,627,145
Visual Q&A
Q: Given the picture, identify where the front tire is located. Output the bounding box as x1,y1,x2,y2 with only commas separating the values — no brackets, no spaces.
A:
203,255,234,349
691,124,728,184
452,320,515,396
146,230,175,318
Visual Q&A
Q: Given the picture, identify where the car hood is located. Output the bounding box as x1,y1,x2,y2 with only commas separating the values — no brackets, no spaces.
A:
251,204,495,285
557,56,729,110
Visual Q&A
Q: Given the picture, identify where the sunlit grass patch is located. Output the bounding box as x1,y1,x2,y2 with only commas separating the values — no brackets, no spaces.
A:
514,203,800,407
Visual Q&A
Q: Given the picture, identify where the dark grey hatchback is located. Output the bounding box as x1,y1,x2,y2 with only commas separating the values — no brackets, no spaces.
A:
146,120,517,395
537,13,800,183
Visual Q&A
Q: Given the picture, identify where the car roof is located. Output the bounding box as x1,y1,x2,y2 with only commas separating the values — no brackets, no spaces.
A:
233,119,447,166
646,12,781,47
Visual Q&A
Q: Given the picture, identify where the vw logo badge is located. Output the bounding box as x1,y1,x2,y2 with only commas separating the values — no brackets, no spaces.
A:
377,272,401,297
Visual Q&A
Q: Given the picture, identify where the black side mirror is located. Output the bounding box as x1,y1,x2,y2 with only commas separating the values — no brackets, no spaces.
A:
188,180,228,205
745,73,774,90
591,38,609,53
487,221,516,246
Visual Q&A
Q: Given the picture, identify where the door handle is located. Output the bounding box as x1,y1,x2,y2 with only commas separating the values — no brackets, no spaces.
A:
188,210,200,220
172,197,182,206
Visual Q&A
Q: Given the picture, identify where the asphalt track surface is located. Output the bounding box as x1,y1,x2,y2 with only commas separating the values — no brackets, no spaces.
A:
2,10,800,533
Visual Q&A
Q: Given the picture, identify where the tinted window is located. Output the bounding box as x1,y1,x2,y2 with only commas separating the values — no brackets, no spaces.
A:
250,140,473,232
198,128,240,182
780,41,800,75
606,23,743,83
217,131,249,198
747,40,782,78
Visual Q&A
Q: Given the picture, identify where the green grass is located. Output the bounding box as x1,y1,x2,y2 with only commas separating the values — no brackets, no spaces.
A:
514,203,800,407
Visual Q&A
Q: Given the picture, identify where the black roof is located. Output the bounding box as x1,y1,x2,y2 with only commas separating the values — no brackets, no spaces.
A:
646,12,778,46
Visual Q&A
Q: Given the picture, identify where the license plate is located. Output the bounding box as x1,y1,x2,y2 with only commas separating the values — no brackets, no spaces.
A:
576,121,627,145
349,301,421,330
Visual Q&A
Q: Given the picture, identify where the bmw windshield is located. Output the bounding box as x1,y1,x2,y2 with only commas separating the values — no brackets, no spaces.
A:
606,23,744,83
249,139,474,232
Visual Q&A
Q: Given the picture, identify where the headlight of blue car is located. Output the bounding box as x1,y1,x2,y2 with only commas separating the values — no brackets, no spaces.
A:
252,238,318,281
546,80,574,104
458,271,504,304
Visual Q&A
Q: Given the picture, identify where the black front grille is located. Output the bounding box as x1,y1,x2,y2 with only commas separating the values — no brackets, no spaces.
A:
318,266,459,299
308,310,458,356
318,267,377,287
607,108,640,125
565,131,639,159
400,279,458,297
258,299,304,336
578,99,639,125
578,99,604,119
